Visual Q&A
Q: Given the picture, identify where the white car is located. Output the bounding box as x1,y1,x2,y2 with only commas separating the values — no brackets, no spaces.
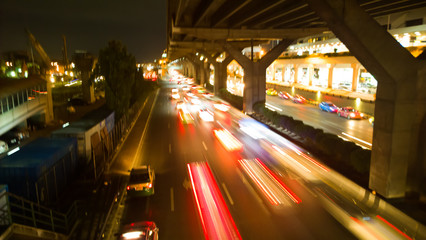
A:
118,221,159,240
0,140,8,154
198,108,214,122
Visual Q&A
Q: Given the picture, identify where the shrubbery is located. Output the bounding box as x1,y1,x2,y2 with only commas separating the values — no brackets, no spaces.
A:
253,102,371,184
219,89,243,110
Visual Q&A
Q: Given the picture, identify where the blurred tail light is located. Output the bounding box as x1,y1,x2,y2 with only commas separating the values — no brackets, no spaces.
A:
126,186,130,190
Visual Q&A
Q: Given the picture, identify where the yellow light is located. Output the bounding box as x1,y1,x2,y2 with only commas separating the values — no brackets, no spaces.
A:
356,97,361,108
50,76,55,83
317,91,321,99
70,72,74,77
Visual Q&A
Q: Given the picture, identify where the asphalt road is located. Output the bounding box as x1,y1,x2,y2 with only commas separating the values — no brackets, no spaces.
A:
109,80,412,240
265,95,373,149
115,82,356,239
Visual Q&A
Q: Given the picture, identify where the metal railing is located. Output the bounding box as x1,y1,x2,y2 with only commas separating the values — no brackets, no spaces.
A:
0,191,81,234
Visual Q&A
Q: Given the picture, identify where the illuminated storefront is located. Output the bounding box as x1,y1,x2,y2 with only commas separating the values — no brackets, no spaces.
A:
227,60,244,96
331,66,353,90
357,68,377,94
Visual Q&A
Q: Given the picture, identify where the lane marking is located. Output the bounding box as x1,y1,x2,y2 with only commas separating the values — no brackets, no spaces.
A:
222,183,234,205
265,103,283,112
170,188,175,212
341,132,372,146
169,144,172,154
202,141,208,151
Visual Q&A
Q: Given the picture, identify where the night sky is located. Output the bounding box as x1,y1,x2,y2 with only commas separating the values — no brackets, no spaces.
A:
0,0,167,62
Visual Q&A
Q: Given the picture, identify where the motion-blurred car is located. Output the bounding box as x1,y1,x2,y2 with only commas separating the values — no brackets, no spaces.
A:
266,88,278,96
127,165,155,197
198,108,214,122
178,107,194,124
278,91,292,100
319,101,339,113
337,107,364,119
213,101,230,112
176,100,185,109
292,94,306,104
171,92,180,100
118,221,159,240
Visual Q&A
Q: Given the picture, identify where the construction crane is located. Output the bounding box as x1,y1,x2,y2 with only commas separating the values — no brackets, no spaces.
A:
26,29,54,122
26,29,52,70
62,35,69,72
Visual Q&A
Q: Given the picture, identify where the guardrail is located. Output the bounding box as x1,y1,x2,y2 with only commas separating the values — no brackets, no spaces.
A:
0,191,81,235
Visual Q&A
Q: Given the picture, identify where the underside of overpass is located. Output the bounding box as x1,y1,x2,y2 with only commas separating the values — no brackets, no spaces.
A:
167,0,426,199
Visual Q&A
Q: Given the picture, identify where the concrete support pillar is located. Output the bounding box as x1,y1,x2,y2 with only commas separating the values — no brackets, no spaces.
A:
213,56,233,96
307,0,425,198
327,64,334,89
281,64,285,82
351,63,360,92
189,62,194,78
199,62,206,86
187,58,201,84
225,39,293,113
293,64,299,84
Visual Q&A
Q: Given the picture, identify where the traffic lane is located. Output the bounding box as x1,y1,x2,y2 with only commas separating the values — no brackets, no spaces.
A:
192,118,291,239
266,96,373,147
204,96,409,239
108,91,158,175
191,112,355,239
228,124,357,239
248,129,406,239
121,85,203,239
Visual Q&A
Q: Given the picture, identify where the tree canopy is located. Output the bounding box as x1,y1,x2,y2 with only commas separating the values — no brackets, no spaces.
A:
97,40,136,118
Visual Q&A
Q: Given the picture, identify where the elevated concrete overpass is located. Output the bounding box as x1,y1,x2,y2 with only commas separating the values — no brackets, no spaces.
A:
167,0,426,199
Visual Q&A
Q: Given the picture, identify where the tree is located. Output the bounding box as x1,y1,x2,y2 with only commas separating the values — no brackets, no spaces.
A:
97,41,136,118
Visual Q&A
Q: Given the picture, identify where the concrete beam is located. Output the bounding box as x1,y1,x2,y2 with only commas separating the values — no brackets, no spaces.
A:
194,0,227,27
172,26,328,40
305,0,418,85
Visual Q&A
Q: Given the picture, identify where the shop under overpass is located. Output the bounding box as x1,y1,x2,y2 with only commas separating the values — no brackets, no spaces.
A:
166,0,426,199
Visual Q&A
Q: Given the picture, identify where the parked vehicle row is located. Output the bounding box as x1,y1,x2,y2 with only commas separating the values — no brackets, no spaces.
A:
0,127,30,154
268,89,369,121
